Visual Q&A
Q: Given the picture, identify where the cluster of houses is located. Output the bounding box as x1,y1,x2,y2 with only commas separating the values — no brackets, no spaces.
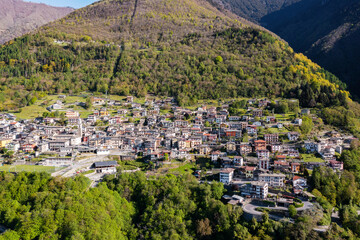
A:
0,97,356,190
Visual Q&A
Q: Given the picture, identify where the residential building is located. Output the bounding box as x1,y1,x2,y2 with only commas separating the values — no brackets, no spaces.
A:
258,173,285,187
219,168,234,184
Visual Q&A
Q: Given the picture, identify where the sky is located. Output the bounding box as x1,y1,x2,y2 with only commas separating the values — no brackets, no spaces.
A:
24,0,97,9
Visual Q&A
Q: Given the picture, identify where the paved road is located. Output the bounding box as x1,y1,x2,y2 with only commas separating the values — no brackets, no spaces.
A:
242,202,293,222
242,199,313,222
52,154,108,178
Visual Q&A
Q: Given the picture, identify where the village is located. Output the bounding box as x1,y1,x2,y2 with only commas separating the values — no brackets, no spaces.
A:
0,94,355,221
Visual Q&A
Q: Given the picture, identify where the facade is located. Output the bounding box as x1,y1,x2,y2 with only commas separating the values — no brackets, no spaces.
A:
258,173,285,187
264,134,279,144
254,140,266,151
41,157,73,167
241,182,268,199
219,168,234,184
258,158,270,170
92,161,118,174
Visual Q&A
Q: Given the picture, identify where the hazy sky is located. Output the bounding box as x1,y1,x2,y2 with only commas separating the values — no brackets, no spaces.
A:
24,0,97,9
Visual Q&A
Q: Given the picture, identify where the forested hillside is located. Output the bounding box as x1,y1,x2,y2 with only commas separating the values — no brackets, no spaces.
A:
0,171,354,240
0,0,348,110
0,0,73,44
209,0,300,22
261,0,360,97
211,0,360,98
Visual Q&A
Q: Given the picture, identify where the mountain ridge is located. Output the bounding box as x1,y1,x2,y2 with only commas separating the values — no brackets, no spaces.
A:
210,0,360,97
0,0,351,118
0,0,73,44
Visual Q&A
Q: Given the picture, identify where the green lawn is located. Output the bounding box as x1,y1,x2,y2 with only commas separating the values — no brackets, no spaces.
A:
264,127,289,134
275,113,296,121
301,154,325,163
0,165,60,173
168,163,196,175
14,105,48,119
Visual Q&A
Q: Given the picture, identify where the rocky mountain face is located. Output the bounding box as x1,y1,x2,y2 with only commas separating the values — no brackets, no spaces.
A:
212,0,360,97
0,0,73,44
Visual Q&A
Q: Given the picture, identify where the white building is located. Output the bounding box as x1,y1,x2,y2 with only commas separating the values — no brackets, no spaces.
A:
219,168,234,184
258,173,285,187
241,182,268,199
258,158,270,170
40,157,73,167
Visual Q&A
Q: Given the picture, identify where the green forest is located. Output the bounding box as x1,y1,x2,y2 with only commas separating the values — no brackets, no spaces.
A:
0,170,355,240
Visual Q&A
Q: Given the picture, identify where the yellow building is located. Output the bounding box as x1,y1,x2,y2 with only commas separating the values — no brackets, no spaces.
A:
0,139,12,148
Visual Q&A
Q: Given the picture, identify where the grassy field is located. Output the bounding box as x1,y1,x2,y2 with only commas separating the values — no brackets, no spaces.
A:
14,105,47,119
301,154,325,163
275,113,296,121
264,127,289,134
0,165,60,173
167,163,196,175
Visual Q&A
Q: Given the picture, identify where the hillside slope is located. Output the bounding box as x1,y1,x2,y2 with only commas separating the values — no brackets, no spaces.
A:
209,0,300,22
0,0,349,110
261,0,360,96
211,0,360,97
0,0,73,44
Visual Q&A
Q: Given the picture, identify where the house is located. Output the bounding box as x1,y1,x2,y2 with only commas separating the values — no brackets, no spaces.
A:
127,96,134,102
68,117,81,125
92,161,118,174
65,110,80,118
291,162,301,173
228,116,242,121
254,140,266,151
233,156,244,166
224,129,241,139
287,132,300,141
211,151,226,161
252,109,263,117
293,176,307,188
257,150,270,159
258,173,285,187
241,182,268,199
329,160,344,170
239,144,252,156
266,116,276,123
294,118,303,125
270,144,282,153
301,109,310,115
99,108,109,117
304,141,317,152
274,161,289,172
246,125,258,135
48,140,70,151
264,134,279,144
244,166,256,178
0,138,12,148
91,97,106,105
219,168,235,184
21,143,35,153
258,158,270,170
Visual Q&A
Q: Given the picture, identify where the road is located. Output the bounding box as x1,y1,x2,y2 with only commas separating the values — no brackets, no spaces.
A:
242,199,313,222
51,154,107,178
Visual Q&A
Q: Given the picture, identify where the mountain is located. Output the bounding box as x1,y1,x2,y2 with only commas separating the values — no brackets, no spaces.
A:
209,0,300,22
0,0,350,113
0,0,73,44
261,0,360,97
211,0,360,97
